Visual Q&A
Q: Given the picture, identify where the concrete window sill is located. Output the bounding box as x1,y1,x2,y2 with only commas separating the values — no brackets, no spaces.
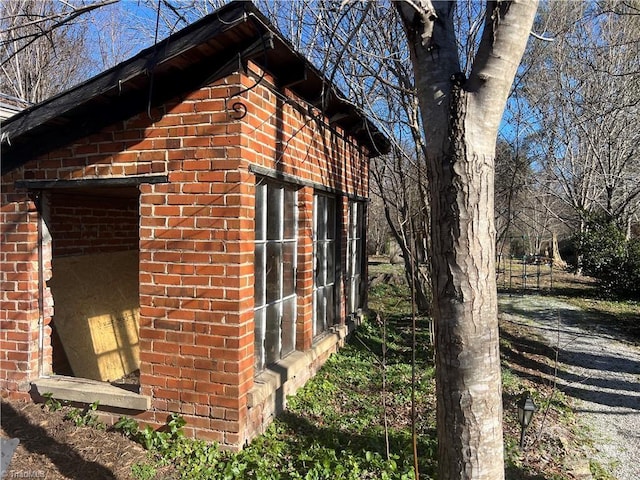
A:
247,324,350,408
32,376,151,411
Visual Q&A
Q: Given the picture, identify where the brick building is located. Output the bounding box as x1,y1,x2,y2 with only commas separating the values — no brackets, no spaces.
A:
0,2,388,447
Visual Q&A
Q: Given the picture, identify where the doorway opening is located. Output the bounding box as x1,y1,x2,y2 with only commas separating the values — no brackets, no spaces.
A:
44,185,141,392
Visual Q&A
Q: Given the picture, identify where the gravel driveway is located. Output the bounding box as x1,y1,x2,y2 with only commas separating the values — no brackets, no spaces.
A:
499,295,640,480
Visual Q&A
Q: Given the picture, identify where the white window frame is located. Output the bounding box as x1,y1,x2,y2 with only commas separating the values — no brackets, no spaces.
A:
254,180,298,372
346,200,365,314
312,193,336,337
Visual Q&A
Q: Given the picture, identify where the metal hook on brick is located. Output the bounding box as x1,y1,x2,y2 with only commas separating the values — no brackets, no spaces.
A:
228,101,248,120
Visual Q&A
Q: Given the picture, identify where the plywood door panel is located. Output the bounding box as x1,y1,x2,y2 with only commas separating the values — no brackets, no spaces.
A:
48,250,140,381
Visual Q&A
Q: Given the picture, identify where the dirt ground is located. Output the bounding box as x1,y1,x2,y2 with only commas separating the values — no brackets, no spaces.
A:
0,400,151,479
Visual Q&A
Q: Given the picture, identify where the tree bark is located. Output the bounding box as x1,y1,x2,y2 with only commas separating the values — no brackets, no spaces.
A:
551,231,566,268
378,183,432,312
396,1,538,479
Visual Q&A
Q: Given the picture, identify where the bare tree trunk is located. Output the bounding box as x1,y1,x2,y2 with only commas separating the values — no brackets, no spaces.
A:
381,201,431,312
576,218,586,275
551,231,566,268
397,1,538,478
427,105,505,478
371,146,432,312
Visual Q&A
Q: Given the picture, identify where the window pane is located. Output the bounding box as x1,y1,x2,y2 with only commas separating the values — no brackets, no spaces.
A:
282,242,296,297
254,308,265,372
316,195,326,240
315,243,325,286
281,297,296,357
326,241,335,282
266,242,281,303
314,289,325,334
349,203,356,239
326,197,336,239
326,286,335,327
283,188,296,239
354,237,362,275
265,304,280,365
350,276,362,313
254,244,265,307
267,185,281,240
255,184,265,241
348,278,355,313
350,239,357,277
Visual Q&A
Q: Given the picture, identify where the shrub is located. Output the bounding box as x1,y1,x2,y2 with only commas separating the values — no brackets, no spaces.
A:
577,217,640,297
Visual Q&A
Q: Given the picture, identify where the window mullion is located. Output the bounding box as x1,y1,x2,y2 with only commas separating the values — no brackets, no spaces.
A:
278,187,285,360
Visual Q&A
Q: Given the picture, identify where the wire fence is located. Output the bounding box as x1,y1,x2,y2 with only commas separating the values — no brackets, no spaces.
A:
496,255,556,294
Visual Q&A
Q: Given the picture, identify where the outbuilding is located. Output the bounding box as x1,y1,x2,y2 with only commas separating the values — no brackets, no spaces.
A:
0,1,388,448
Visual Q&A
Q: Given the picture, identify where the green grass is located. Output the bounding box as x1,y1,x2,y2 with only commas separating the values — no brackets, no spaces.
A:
122,282,437,479
368,261,406,277
135,340,435,479
589,459,617,480
562,297,640,341
368,282,414,314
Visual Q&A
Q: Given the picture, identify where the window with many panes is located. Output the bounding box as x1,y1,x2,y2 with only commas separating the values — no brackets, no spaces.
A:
254,180,298,372
346,200,365,314
313,193,336,337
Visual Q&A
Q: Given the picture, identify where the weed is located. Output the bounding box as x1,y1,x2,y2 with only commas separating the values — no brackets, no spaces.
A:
114,416,140,439
42,392,62,412
501,368,522,396
131,462,157,480
114,412,186,453
589,459,616,480
64,401,105,429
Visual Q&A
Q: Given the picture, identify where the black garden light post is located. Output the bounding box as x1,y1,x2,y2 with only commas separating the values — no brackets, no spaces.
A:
517,392,537,448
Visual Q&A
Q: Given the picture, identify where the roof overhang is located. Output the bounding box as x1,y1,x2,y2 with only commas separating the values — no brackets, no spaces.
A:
1,1,389,175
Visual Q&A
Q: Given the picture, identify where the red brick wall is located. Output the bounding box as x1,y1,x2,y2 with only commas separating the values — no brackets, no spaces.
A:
296,186,315,352
48,192,138,256
0,191,42,399
0,63,370,448
240,63,369,198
